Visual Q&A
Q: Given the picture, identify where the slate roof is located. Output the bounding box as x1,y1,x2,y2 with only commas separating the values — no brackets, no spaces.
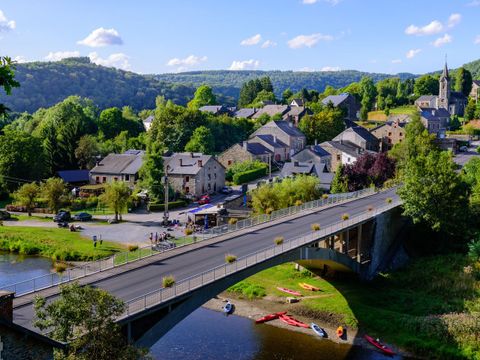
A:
234,108,257,118
321,94,350,107
473,80,480,86
350,126,380,144
292,145,330,161
290,98,304,107
199,105,227,114
416,95,437,102
450,91,467,100
252,105,290,119
281,162,315,177
255,134,288,148
272,120,305,138
321,140,363,158
420,108,451,120
91,151,145,175
164,153,218,175
57,170,90,184
285,106,311,117
244,142,272,156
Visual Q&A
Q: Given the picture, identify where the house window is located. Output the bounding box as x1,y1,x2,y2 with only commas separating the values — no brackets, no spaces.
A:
399,132,403,137
125,174,130,181
347,157,351,162
102,177,107,183
96,176,100,184
228,160,232,166
208,174,211,181
185,176,189,182
208,183,211,191
214,173,217,179
336,154,341,161
185,186,190,193
388,132,392,136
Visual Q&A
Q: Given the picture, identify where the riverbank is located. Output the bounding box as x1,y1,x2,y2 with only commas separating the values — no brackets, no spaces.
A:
209,255,479,359
0,225,125,261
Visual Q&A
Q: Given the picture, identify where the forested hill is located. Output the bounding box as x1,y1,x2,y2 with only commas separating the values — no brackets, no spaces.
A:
155,70,416,99
463,58,480,79
0,57,197,113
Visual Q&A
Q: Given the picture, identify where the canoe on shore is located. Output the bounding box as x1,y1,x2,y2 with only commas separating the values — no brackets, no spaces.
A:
276,287,302,296
299,282,320,291
364,335,395,356
255,311,287,324
336,326,344,338
278,314,309,328
311,323,327,338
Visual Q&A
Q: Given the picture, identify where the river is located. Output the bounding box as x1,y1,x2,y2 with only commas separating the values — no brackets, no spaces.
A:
1,253,407,360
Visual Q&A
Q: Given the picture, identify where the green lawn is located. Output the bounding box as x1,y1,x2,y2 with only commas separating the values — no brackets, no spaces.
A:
11,214,52,222
368,105,418,121
231,254,480,359
0,226,125,261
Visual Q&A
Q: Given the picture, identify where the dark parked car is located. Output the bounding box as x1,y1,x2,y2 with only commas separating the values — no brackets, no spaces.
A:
53,210,71,223
220,186,233,194
73,212,92,222
0,210,11,220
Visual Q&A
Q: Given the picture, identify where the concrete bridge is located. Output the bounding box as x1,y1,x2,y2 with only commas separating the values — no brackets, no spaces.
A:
1,187,404,355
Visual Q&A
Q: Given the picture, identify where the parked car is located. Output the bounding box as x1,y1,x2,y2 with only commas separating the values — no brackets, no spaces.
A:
0,210,11,220
198,195,211,205
220,186,233,194
73,212,92,222
53,210,71,222
459,146,469,152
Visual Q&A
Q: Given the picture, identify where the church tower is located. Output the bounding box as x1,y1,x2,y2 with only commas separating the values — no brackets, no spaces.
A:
438,60,450,111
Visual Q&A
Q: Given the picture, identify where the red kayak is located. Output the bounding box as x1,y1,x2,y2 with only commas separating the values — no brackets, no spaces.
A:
364,335,395,356
279,314,309,328
276,287,302,296
255,312,287,324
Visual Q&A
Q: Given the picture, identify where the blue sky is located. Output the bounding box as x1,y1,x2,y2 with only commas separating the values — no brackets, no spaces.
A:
1,0,479,75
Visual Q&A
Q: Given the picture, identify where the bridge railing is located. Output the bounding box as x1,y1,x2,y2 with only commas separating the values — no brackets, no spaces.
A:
1,187,375,297
120,197,402,319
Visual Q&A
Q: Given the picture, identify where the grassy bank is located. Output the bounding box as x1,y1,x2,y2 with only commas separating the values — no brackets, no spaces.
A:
0,226,124,261
228,254,480,359
368,105,417,121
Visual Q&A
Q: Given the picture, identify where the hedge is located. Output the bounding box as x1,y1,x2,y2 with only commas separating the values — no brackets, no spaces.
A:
148,200,187,212
233,166,268,185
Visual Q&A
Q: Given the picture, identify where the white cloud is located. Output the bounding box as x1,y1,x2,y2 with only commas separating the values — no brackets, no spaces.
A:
0,10,15,32
321,66,341,71
447,13,462,28
406,49,422,59
78,28,123,47
287,33,333,49
240,34,262,46
88,52,130,70
261,40,277,48
467,0,480,6
405,20,443,36
302,0,342,5
432,33,452,47
13,56,27,63
166,55,207,67
229,59,260,70
45,51,80,61
475,35,480,44
391,59,402,64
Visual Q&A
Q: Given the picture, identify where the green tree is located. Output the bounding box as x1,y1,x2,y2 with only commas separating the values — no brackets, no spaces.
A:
330,165,348,193
100,181,131,221
187,85,217,109
0,129,46,192
414,75,439,97
282,88,294,104
455,67,473,97
75,135,100,169
0,56,20,119
98,107,124,139
465,98,477,121
14,182,40,216
299,105,345,144
248,90,276,107
139,141,164,201
359,77,377,120
184,126,215,154
41,177,66,213
398,150,469,235
34,282,147,360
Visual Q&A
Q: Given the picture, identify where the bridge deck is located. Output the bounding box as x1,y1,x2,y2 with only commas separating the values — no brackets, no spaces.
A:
12,188,398,334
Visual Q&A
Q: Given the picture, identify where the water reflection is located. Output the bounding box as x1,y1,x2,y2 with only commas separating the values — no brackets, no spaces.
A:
0,252,56,287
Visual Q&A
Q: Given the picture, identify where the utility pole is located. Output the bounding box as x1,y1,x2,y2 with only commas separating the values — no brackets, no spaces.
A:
163,165,169,226
268,153,272,180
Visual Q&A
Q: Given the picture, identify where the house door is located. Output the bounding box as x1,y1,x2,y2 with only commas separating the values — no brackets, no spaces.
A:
275,154,281,162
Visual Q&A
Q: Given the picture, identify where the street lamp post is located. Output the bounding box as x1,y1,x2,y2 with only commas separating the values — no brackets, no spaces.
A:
162,167,169,226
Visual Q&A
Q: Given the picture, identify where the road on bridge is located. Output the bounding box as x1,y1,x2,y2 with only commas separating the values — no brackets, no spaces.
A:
13,188,399,333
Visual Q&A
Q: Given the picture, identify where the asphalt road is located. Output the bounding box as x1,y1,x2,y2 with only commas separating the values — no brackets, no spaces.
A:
13,188,398,332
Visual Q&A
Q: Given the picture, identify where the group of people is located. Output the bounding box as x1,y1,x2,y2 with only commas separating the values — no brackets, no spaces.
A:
185,220,202,233
149,231,170,245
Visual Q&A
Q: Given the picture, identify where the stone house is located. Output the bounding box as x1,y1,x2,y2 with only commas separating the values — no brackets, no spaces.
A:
164,153,225,197
333,126,380,152
252,105,290,120
89,150,144,187
291,144,332,172
251,121,306,156
218,142,272,168
471,80,480,101
283,106,313,126
370,120,407,150
420,108,450,136
320,141,367,172
321,93,360,121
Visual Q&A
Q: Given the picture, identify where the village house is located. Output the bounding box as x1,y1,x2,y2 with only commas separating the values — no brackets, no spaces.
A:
291,144,332,172
164,152,225,197
252,104,290,120
321,93,360,121
283,106,313,126
251,121,306,155
370,120,407,150
320,141,370,172
218,142,272,168
471,80,480,101
198,105,232,116
420,108,450,136
143,115,154,131
333,126,380,152
89,150,144,187
233,108,257,119
290,98,305,107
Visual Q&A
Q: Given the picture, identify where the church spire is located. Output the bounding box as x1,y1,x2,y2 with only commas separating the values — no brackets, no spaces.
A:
442,55,449,79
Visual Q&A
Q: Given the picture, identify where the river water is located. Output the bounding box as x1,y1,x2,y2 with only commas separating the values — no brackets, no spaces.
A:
1,253,407,360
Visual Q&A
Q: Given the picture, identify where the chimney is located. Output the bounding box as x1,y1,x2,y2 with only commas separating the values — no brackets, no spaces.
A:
273,135,277,143
314,139,318,146
243,142,248,151
198,159,203,167
179,158,183,166
0,290,14,322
